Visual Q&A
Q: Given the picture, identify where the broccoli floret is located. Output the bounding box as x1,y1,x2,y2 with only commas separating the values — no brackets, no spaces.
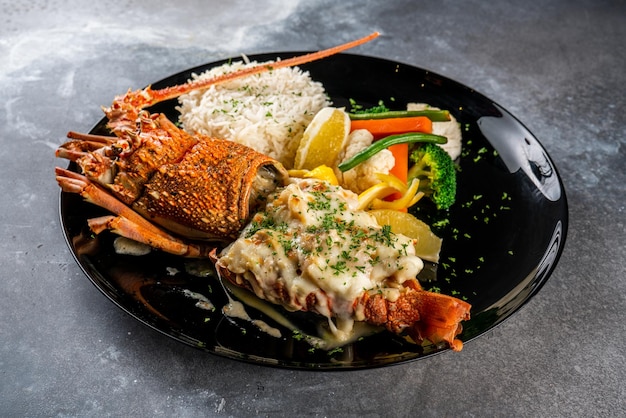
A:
407,143,457,210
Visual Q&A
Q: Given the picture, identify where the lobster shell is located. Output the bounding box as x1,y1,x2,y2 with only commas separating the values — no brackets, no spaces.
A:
131,128,289,241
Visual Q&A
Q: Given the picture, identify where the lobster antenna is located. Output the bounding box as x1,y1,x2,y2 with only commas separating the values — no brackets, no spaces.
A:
146,32,381,105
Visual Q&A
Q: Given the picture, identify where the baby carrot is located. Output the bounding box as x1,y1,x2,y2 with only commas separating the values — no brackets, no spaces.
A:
386,143,409,210
350,116,433,139
388,143,409,184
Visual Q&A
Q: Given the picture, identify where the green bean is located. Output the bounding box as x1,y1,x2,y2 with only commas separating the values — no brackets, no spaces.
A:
348,109,451,122
337,133,447,172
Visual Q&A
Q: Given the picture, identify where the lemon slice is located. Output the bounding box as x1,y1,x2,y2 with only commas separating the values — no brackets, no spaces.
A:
368,209,443,263
293,107,350,170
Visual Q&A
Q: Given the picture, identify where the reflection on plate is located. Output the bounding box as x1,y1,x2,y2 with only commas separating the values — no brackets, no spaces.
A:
59,53,568,369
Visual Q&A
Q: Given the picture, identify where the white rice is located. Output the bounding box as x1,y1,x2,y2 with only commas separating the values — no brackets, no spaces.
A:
176,59,330,168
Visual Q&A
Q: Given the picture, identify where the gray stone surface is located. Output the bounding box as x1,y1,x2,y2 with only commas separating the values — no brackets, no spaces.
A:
1,0,624,416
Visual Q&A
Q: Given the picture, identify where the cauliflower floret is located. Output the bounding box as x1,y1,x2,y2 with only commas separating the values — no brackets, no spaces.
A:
407,103,462,160
335,129,395,194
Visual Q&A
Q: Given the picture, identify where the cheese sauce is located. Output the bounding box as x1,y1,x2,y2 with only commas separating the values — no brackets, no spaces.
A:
222,277,378,350
218,178,424,337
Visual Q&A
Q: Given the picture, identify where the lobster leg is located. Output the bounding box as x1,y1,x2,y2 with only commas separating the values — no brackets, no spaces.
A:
66,131,117,144
88,216,212,258
58,167,214,257
56,146,114,163
56,167,174,240
56,132,117,161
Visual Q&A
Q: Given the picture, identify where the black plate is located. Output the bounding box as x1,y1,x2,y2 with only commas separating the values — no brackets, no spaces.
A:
59,53,568,369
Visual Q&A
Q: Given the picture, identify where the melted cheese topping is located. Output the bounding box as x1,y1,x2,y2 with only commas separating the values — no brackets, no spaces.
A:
218,178,424,326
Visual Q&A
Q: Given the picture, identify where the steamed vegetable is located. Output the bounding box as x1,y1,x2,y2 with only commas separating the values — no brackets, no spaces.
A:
407,143,457,210
337,133,447,172
349,109,451,122
349,116,432,139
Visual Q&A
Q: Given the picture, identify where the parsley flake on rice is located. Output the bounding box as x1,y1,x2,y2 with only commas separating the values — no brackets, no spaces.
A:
177,60,330,169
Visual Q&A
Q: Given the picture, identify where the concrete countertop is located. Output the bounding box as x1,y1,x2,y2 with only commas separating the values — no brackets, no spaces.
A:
1,0,624,416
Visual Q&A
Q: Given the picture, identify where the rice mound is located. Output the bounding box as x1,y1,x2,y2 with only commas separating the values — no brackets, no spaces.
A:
177,60,330,168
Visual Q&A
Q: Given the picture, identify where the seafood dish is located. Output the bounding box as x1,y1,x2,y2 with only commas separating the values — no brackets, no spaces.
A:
212,178,469,351
55,32,472,355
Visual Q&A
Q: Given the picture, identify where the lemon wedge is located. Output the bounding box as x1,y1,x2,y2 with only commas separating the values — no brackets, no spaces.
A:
293,107,350,170
368,209,443,263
